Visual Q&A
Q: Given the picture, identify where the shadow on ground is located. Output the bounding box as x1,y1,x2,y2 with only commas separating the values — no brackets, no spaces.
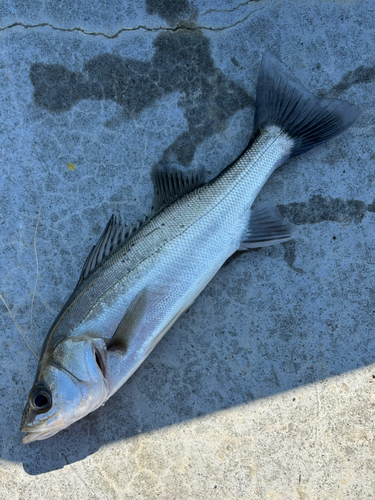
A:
3,238,374,475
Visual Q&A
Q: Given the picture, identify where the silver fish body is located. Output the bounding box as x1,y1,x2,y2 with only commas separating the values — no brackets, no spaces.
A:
21,51,360,443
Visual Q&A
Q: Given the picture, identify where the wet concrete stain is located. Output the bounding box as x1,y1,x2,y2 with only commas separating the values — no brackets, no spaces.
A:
222,195,374,271
330,65,375,95
145,0,198,25
277,194,374,225
29,31,253,167
278,195,375,271
283,240,304,274
231,57,240,67
279,194,375,271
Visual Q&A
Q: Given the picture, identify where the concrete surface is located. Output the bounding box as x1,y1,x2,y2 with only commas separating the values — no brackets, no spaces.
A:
0,0,374,498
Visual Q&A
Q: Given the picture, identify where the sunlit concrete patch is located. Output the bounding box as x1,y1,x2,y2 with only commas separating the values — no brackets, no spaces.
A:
94,366,375,499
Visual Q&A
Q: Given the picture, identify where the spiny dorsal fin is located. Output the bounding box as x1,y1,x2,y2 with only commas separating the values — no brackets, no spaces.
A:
76,213,150,288
152,162,206,212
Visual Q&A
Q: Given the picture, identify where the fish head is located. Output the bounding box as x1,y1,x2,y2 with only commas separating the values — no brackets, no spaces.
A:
21,336,109,443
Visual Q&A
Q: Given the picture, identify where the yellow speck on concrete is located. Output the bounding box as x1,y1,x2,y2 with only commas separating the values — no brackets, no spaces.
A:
67,163,76,171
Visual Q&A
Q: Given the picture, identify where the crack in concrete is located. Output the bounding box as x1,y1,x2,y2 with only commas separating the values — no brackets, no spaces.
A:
0,9,265,38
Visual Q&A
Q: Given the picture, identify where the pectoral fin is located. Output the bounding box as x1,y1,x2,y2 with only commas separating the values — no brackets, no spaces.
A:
240,202,296,249
107,288,149,353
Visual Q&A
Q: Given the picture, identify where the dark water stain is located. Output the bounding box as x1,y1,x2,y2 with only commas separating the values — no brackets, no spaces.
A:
222,195,374,271
278,194,373,225
283,240,304,274
231,56,240,67
145,0,198,25
30,31,253,167
327,65,375,96
279,195,374,270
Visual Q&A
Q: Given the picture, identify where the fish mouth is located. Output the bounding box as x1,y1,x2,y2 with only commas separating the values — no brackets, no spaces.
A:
21,425,63,444
21,414,67,444
21,403,62,443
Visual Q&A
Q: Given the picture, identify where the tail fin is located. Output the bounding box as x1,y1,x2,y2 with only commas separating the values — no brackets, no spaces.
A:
253,50,361,158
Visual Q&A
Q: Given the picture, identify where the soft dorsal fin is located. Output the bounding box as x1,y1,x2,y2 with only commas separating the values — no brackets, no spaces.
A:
76,214,149,288
152,162,206,212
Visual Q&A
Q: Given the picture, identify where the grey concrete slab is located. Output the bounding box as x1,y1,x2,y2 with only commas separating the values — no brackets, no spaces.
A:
0,0,374,498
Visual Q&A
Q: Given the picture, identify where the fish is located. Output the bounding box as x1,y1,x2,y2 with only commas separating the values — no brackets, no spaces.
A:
21,50,360,443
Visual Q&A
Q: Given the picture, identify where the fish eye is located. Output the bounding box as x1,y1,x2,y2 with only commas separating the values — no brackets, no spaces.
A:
29,384,52,413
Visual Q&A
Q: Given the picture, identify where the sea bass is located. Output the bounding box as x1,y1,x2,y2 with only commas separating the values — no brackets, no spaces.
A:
21,51,360,443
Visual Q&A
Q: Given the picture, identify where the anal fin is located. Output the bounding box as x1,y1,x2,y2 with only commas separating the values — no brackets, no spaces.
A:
240,202,296,249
